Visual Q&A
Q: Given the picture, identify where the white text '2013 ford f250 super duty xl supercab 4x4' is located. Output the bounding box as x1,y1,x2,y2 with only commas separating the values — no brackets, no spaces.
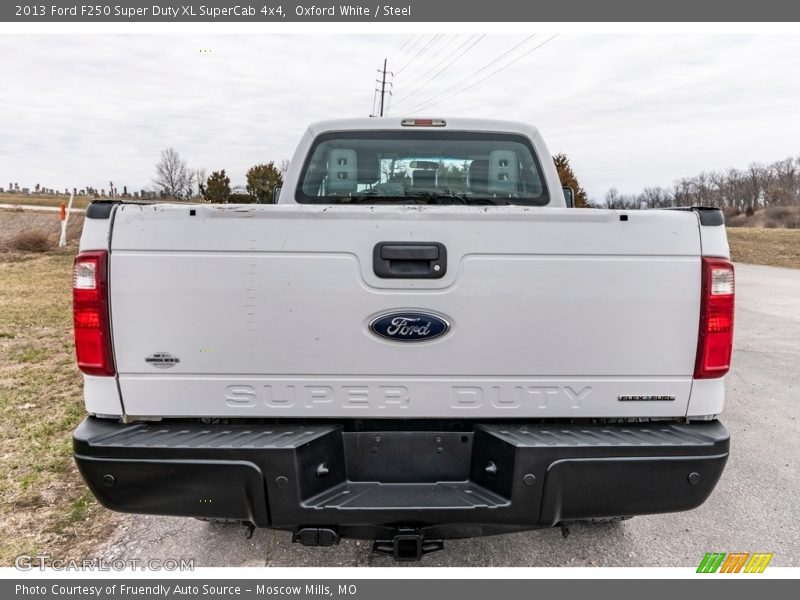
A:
72,118,732,560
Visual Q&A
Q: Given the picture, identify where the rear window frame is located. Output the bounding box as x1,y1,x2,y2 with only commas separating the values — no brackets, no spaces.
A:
294,129,551,205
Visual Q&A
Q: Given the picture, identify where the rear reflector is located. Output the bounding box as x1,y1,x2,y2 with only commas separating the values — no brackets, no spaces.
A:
401,118,446,127
73,250,115,376
694,258,734,379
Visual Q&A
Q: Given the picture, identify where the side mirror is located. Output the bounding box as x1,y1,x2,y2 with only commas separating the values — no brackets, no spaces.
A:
562,187,574,208
271,186,282,204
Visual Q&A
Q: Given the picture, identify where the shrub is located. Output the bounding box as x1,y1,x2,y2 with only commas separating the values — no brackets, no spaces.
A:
228,192,257,204
762,206,800,228
7,231,52,252
783,214,800,229
726,214,747,228
763,206,792,221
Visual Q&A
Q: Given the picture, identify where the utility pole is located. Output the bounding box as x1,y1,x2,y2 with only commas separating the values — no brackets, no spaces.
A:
379,58,388,117
371,59,392,117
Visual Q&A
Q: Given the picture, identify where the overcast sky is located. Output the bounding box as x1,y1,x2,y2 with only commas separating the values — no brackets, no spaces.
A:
1,33,800,200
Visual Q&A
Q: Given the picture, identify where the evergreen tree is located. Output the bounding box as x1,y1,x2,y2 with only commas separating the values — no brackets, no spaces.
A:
200,170,231,203
246,162,284,204
553,153,589,208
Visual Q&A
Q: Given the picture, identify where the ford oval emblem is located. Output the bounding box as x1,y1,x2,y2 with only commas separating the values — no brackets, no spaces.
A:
369,311,450,342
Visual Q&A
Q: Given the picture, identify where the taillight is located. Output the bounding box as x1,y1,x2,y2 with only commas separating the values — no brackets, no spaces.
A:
73,250,115,376
694,257,734,378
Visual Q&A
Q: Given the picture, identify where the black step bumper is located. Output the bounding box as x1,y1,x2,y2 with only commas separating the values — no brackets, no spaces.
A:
73,418,729,539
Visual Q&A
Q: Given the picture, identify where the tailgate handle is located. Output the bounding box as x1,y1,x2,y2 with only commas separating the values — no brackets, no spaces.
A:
373,242,447,279
381,245,439,261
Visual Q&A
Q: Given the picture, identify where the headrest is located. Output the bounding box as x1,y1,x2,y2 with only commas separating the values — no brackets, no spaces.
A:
468,159,490,193
327,149,357,193
356,150,380,184
488,151,518,195
412,170,437,188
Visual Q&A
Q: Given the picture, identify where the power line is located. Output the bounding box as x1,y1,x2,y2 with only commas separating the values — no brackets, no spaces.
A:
387,34,416,69
400,34,540,113
394,34,424,65
393,35,435,76
390,34,486,111
393,34,415,56
391,34,462,92
392,35,426,74
394,34,443,75
407,34,558,114
421,34,558,110
389,35,479,109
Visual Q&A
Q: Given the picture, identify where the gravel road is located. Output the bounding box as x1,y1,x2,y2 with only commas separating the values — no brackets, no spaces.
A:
95,263,800,567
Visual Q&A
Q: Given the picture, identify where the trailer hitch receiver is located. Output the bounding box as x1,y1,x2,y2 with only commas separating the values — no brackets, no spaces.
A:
372,528,444,561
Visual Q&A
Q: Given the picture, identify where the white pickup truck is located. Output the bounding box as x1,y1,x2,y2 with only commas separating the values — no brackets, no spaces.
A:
72,118,733,560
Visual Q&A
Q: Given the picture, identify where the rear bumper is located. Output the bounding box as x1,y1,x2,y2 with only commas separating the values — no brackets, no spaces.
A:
73,417,729,539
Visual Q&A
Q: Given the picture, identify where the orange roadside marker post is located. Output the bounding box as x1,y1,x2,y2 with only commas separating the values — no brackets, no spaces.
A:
58,194,73,248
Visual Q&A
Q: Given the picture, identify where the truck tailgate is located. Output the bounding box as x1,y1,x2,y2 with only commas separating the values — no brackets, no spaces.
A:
108,204,701,418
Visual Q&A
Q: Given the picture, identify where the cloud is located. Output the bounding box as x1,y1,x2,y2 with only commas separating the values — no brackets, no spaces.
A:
1,33,799,199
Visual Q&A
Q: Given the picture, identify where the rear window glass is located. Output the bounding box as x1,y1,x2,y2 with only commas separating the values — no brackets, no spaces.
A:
296,130,549,205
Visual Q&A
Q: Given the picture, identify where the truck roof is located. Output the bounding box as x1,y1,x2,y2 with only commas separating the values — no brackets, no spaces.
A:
306,117,543,138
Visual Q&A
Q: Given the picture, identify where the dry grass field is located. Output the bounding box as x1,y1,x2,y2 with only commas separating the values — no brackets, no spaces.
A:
727,227,800,270
0,250,115,565
1,208,115,565
0,207,84,252
0,191,94,209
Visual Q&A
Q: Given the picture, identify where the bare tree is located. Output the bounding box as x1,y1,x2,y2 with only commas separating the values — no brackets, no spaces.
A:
601,153,800,211
604,188,622,208
770,158,797,206
640,186,671,209
153,148,194,200
193,168,207,198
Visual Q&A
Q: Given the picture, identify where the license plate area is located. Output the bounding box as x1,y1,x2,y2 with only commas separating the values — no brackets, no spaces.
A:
343,431,473,483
